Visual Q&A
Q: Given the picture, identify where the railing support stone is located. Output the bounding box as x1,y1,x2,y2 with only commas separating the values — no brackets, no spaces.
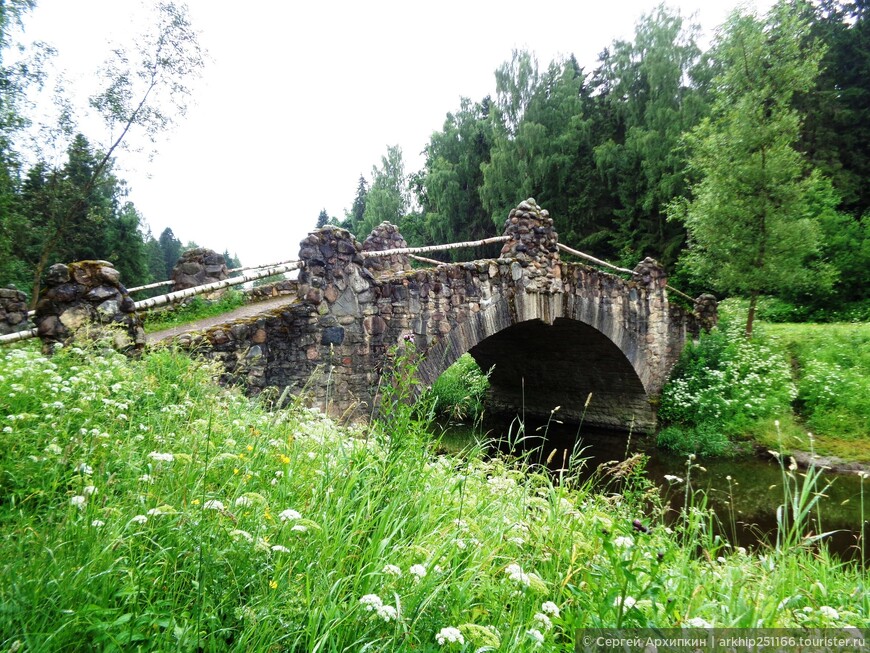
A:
500,198,562,293
0,287,30,335
171,248,229,293
362,222,412,276
34,261,144,353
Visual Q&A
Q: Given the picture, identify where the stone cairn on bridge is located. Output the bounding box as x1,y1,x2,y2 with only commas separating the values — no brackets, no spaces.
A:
500,198,562,293
0,287,30,335
171,248,228,293
362,222,413,276
692,293,719,334
34,261,144,353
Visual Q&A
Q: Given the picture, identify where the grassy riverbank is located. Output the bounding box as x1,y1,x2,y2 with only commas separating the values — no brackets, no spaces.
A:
0,342,866,651
658,301,869,463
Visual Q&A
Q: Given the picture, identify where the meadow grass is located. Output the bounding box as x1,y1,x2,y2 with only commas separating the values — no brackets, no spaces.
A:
0,342,866,651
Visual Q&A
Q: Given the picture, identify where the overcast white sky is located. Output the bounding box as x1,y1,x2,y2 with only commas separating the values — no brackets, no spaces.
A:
18,0,772,269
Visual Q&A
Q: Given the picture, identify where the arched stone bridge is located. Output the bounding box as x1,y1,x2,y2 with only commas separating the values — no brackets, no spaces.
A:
170,200,716,433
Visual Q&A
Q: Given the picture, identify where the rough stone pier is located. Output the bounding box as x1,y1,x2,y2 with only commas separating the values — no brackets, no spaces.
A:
160,200,715,433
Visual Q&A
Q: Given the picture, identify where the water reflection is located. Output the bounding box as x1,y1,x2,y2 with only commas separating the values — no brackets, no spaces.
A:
437,416,869,562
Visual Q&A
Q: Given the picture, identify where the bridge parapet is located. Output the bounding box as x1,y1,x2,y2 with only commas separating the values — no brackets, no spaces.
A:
44,199,710,434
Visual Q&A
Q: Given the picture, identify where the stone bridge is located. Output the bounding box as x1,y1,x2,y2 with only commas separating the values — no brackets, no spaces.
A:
164,200,715,433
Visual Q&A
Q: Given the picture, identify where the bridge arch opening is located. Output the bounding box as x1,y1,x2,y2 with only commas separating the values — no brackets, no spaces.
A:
469,318,655,432
419,307,657,433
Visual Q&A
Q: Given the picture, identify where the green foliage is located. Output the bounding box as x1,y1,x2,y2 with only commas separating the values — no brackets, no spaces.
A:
345,145,410,241
142,290,247,333
592,6,710,267
658,317,797,453
414,96,496,257
765,321,870,441
0,343,865,650
656,423,733,458
671,1,833,335
428,353,491,422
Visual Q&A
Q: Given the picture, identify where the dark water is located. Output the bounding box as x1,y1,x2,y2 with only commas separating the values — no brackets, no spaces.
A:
437,417,870,563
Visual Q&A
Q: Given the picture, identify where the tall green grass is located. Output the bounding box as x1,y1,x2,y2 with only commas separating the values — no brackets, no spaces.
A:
427,353,490,423
0,342,866,651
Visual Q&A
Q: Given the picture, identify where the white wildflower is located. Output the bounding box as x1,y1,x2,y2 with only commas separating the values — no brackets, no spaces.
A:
526,628,545,645
505,563,531,587
819,606,840,621
147,452,174,463
278,508,301,521
375,604,398,622
83,485,97,496
203,499,225,511
229,529,253,542
435,627,464,645
270,545,291,553
663,474,684,484
359,594,383,611
409,564,427,580
290,524,308,533
614,535,634,548
533,612,553,630
382,564,402,577
130,515,148,524
614,596,636,609
91,519,105,528
138,474,152,483
541,601,560,617
234,496,253,508
70,495,86,509
76,463,93,475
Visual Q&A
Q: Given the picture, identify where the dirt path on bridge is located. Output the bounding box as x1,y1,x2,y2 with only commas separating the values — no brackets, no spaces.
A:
146,294,299,345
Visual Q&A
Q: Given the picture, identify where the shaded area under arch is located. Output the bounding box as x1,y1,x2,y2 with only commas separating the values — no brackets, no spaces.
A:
467,317,655,433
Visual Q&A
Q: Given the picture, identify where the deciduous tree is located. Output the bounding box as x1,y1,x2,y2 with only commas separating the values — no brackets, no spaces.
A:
671,1,833,337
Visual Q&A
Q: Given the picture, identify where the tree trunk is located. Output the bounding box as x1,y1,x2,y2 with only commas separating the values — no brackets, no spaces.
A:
745,290,759,338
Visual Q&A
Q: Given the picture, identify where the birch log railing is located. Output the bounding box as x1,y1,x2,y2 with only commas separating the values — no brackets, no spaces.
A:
361,235,510,259
132,261,302,311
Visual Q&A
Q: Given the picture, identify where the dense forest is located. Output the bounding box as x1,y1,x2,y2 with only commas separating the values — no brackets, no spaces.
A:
338,0,868,325
0,0,238,306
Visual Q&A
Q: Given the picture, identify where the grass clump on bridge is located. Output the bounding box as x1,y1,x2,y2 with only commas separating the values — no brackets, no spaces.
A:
142,289,247,333
0,342,866,651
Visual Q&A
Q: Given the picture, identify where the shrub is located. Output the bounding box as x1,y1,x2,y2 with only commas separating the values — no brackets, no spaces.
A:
428,353,491,422
658,318,796,455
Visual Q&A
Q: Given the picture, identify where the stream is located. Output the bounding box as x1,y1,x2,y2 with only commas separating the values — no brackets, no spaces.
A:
437,417,870,563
